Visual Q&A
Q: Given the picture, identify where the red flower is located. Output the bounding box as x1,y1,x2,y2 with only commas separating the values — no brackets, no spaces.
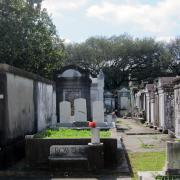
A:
88,121,96,128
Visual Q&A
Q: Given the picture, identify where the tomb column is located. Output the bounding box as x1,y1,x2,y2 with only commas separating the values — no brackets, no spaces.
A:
154,91,159,127
150,93,155,125
173,77,180,137
145,92,150,123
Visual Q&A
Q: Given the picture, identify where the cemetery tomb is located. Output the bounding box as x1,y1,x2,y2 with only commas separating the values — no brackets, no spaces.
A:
166,141,180,175
157,77,175,131
117,88,130,116
54,65,92,122
174,77,180,138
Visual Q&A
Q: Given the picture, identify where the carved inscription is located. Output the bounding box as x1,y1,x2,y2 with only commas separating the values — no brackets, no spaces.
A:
50,145,88,158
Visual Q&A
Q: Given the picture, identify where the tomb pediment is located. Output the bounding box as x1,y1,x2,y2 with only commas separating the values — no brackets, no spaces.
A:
59,69,82,78
54,65,90,80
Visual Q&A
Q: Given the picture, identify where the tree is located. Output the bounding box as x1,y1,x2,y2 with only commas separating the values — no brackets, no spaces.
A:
168,37,180,75
0,0,65,78
65,36,112,74
65,35,172,90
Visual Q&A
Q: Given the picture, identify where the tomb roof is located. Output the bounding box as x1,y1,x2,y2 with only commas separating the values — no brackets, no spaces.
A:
0,63,54,85
157,77,176,87
145,84,154,92
172,76,180,84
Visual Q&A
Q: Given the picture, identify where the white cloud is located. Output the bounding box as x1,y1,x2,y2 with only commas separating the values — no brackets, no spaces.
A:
155,36,175,42
86,0,180,35
42,0,88,17
62,37,72,44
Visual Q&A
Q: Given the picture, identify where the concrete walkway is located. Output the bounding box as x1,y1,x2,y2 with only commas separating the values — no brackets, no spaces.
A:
116,118,169,152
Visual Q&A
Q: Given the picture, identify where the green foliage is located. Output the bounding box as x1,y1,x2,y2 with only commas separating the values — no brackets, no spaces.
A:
34,128,111,139
0,0,65,78
168,37,180,75
128,151,166,180
141,143,155,149
65,35,172,90
156,175,180,180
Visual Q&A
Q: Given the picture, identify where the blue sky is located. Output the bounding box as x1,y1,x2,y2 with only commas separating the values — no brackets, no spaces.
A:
42,0,180,43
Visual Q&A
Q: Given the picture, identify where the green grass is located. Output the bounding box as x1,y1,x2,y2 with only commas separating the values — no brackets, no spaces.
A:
141,143,155,149
128,151,166,180
156,175,180,180
138,137,155,149
34,128,111,139
116,118,123,124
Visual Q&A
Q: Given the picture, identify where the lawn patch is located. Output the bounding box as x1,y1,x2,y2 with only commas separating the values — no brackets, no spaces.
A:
34,128,111,139
128,151,166,180
141,143,155,149
116,119,123,124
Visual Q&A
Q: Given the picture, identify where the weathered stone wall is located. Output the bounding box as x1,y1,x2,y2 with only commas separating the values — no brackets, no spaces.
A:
6,73,35,141
36,82,56,131
150,95,155,125
154,92,159,126
164,90,174,131
174,83,180,137
158,87,174,131
158,89,165,128
0,64,56,147
145,93,151,123
166,141,180,175
0,72,8,146
26,137,117,168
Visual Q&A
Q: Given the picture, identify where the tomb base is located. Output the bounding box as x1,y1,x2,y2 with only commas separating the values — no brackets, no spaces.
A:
88,143,104,170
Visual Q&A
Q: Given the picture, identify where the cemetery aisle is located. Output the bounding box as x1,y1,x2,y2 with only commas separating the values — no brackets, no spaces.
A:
116,118,169,179
116,118,169,152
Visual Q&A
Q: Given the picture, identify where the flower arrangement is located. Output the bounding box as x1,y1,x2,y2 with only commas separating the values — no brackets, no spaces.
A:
88,121,96,128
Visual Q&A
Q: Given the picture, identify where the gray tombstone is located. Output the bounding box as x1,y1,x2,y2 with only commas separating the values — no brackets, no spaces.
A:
74,98,87,122
166,141,180,175
92,101,104,123
59,101,71,123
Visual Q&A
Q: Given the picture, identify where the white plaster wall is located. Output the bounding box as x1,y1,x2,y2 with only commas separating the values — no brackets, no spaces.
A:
154,94,159,126
90,88,99,110
150,100,155,124
159,93,165,128
146,94,150,122
90,77,104,111
175,88,180,137
37,82,56,131
143,94,146,110
7,73,35,139
52,90,57,125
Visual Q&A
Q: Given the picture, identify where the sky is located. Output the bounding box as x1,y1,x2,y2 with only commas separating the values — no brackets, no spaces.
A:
42,0,180,43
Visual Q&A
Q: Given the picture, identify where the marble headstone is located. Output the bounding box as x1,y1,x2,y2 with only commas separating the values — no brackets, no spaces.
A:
92,101,104,123
74,98,87,122
59,101,71,123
